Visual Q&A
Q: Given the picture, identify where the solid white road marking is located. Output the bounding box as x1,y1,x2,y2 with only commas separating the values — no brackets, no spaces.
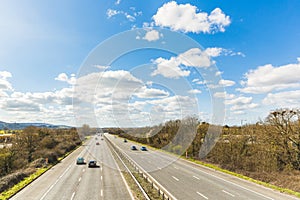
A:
193,175,200,180
101,176,103,180
40,164,72,200
70,192,75,200
101,189,103,197
197,192,208,199
222,190,235,197
172,176,179,181
78,177,81,182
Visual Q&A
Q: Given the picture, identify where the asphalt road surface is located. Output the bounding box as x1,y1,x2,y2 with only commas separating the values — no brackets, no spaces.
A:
11,136,133,200
106,133,300,200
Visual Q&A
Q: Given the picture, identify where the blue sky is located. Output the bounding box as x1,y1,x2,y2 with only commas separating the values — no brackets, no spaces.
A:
0,0,300,127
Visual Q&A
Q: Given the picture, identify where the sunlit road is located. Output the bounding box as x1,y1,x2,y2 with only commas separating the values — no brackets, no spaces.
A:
106,134,300,200
11,137,133,200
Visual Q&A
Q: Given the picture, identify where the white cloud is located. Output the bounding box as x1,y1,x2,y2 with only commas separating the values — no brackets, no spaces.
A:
135,86,169,98
0,71,13,91
152,1,231,34
205,47,224,57
239,58,300,94
55,73,76,85
188,89,202,94
219,79,235,87
262,90,300,108
151,57,190,78
106,9,120,18
179,48,211,67
0,71,12,79
106,8,140,22
151,48,212,79
142,29,162,41
205,47,245,58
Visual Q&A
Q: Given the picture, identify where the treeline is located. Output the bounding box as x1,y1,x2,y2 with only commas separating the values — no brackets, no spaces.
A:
0,126,81,192
108,108,300,173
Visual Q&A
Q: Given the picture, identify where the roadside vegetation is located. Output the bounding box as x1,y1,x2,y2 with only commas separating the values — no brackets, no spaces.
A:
106,108,300,195
0,126,82,196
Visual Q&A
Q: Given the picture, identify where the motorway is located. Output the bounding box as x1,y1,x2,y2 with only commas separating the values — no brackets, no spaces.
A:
11,136,133,200
106,134,300,200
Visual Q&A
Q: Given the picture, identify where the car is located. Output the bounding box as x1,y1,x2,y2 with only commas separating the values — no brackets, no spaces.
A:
124,139,127,143
101,137,104,140
88,160,97,168
131,145,137,150
140,146,147,151
96,142,100,145
76,157,85,165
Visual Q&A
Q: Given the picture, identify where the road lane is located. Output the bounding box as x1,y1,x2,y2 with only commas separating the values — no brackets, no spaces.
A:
106,134,300,200
11,136,133,200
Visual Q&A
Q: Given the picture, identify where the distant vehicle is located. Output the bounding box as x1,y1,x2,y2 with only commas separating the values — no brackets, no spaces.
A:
140,146,147,151
88,160,97,168
95,137,98,140
131,145,137,150
124,139,127,143
96,142,100,145
101,137,104,140
76,157,85,165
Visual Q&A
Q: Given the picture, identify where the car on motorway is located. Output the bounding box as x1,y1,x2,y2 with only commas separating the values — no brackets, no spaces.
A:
76,157,85,165
88,160,97,168
131,145,137,150
140,146,147,151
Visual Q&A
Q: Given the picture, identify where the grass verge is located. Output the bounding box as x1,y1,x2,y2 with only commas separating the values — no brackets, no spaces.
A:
184,157,300,198
0,138,87,200
0,167,49,200
117,135,300,198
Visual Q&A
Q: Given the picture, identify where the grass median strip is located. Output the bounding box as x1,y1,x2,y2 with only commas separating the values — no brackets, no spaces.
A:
108,140,163,200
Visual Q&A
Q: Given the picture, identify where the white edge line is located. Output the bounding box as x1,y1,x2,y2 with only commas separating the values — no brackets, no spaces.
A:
70,192,75,200
106,134,178,200
105,140,135,200
222,190,235,197
40,164,72,200
197,191,208,199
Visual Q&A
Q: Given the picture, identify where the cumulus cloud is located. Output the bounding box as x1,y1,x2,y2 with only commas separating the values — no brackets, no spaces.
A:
55,73,76,85
262,90,300,108
205,47,245,58
152,57,190,78
219,79,235,87
188,89,202,94
0,71,13,91
152,48,212,78
142,29,162,41
152,1,230,34
239,58,300,94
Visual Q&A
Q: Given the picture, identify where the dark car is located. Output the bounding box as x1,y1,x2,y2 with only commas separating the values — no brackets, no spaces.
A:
96,142,100,145
140,146,147,151
131,145,137,150
88,160,97,168
76,157,85,165
124,139,127,143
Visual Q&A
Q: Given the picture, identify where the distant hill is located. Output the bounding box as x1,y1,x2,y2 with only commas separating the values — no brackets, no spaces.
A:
0,121,71,130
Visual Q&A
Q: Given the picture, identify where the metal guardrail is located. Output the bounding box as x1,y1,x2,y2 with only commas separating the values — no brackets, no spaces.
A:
105,136,150,200
105,135,177,200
